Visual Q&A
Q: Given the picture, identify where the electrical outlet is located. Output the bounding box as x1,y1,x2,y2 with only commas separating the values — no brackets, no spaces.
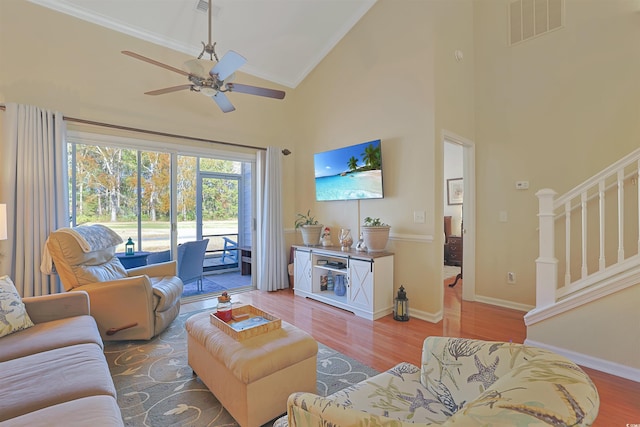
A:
507,272,516,284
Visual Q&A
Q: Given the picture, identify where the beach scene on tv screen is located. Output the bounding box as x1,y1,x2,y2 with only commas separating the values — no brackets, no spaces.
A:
314,140,383,201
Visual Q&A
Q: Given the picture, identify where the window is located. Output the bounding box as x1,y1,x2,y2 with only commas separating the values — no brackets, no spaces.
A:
67,132,255,263
69,143,172,252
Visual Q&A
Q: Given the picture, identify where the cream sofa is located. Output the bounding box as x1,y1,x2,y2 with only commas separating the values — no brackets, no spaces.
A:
45,225,183,341
0,290,123,426
276,337,600,427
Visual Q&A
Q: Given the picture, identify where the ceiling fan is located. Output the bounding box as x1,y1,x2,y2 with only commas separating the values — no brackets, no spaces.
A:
122,0,285,113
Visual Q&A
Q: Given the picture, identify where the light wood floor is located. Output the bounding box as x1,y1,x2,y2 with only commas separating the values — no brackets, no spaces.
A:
181,277,640,426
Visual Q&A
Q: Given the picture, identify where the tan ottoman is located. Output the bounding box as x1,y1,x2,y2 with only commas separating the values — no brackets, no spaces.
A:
185,311,318,427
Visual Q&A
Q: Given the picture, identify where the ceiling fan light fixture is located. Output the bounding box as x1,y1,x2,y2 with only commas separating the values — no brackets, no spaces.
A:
183,58,216,79
199,87,218,96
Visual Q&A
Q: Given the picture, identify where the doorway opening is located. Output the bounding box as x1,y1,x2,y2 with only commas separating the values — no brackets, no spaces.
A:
444,142,463,288
443,131,475,301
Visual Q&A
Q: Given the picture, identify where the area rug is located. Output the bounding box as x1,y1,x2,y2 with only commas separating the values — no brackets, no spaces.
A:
182,273,252,298
104,310,379,427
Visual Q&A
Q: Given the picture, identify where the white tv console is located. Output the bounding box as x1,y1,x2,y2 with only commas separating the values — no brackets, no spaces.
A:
292,245,394,320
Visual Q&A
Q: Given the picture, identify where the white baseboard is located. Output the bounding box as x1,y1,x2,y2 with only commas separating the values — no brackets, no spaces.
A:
474,295,534,312
525,339,640,383
409,308,442,323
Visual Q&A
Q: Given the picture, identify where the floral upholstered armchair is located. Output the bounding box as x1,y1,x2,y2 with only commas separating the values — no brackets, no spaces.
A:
275,336,599,427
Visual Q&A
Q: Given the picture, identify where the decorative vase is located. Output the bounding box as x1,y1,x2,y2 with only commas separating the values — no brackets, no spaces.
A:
339,228,353,250
299,224,323,246
326,271,334,291
361,226,390,252
334,274,346,296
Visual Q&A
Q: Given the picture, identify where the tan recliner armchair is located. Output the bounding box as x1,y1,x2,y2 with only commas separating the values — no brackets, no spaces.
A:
45,225,183,341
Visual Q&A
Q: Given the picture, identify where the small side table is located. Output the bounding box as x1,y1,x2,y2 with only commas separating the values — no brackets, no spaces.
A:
239,246,252,275
116,251,151,269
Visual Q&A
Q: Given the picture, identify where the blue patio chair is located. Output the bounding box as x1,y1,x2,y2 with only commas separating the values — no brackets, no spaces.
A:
146,249,170,265
222,237,238,263
177,239,209,292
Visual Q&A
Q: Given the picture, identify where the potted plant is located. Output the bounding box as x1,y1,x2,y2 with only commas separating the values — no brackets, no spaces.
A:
295,210,323,246
361,217,390,252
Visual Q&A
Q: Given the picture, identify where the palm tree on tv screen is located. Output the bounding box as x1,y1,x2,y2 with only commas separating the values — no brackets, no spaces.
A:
361,143,381,170
347,156,359,172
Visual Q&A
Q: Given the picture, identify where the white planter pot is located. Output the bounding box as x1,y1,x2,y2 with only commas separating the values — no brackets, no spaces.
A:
299,225,323,246
362,226,390,252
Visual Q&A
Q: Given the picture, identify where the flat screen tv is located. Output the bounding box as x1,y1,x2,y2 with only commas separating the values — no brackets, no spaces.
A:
314,139,384,201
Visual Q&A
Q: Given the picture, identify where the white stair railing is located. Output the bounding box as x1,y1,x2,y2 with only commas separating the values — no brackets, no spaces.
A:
535,147,640,310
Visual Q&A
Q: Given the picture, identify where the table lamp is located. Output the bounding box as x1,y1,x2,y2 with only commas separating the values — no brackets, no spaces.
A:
0,204,6,241
0,204,6,264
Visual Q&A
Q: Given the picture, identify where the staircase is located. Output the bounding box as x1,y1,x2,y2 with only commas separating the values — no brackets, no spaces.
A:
525,147,640,381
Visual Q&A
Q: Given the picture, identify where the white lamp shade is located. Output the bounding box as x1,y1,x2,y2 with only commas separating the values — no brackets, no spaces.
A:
0,204,6,240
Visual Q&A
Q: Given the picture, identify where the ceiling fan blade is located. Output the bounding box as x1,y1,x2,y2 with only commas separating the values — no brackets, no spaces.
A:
122,50,190,77
210,50,247,81
145,85,193,96
227,83,286,100
212,91,236,113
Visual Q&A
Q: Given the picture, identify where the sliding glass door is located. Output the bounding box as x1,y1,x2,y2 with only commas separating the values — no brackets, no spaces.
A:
177,156,254,295
68,132,256,295
199,173,240,270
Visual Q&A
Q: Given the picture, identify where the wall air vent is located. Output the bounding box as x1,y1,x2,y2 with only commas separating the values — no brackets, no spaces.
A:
196,0,208,12
195,0,221,17
509,0,564,45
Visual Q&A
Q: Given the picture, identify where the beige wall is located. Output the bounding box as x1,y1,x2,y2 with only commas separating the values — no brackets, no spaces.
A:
289,0,462,318
471,0,640,371
472,0,640,305
2,0,639,324
289,0,640,320
527,284,640,369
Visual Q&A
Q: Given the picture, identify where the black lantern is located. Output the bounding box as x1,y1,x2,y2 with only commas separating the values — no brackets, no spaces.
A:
393,285,409,321
125,237,135,255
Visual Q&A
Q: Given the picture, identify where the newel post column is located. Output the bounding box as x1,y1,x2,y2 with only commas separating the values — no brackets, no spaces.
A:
536,189,558,309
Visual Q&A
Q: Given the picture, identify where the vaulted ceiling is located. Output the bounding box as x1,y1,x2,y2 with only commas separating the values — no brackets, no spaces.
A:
29,0,377,88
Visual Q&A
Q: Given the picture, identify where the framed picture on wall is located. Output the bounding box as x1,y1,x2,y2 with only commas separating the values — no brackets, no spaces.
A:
447,178,463,205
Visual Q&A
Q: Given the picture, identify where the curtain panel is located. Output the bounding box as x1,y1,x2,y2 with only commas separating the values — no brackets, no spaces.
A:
256,147,288,291
2,103,68,296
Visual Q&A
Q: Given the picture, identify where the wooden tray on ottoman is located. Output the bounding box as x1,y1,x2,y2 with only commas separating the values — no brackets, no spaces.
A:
210,304,281,341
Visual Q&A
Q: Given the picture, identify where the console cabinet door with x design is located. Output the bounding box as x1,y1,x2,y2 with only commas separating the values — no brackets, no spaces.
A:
294,249,312,293
348,259,373,311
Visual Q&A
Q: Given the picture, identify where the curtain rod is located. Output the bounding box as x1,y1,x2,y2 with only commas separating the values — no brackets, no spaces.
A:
0,104,291,155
